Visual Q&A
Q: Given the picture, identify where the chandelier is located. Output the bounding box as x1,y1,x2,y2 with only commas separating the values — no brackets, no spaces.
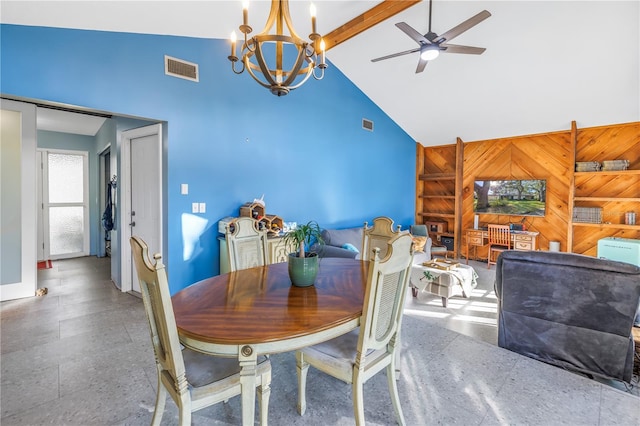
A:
228,0,327,96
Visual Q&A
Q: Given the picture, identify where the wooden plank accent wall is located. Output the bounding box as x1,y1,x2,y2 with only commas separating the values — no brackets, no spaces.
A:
418,121,639,260
462,130,573,257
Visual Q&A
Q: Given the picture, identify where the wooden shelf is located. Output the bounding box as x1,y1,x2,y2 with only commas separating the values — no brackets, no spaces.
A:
419,212,455,219
572,223,640,230
419,173,455,181
419,195,455,199
574,170,640,177
574,197,640,202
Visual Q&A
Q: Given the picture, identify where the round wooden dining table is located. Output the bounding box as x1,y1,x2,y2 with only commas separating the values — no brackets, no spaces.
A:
171,257,369,426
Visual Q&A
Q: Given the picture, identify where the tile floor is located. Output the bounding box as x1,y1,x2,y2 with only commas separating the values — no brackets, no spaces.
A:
1,256,638,425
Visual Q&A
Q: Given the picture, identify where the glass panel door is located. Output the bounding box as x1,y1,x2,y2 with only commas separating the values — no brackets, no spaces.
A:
46,151,89,259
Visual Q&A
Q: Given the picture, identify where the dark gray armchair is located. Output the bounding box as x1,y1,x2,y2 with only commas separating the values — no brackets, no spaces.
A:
495,250,640,383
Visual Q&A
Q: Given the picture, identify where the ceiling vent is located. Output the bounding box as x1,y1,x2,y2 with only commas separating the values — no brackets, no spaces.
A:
362,118,374,132
165,55,199,82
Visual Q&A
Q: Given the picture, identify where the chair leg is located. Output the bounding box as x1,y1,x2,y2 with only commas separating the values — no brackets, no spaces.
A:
296,351,309,416
352,377,366,426
151,375,167,426
386,364,406,426
258,368,271,426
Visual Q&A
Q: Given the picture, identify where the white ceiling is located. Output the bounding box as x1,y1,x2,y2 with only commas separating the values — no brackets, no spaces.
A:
2,1,639,145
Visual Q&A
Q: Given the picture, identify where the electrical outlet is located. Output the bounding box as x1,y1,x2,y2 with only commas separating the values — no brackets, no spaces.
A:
192,202,199,213
199,203,206,213
181,183,188,195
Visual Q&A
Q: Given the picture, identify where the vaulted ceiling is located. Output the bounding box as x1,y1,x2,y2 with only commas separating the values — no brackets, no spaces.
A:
2,1,638,146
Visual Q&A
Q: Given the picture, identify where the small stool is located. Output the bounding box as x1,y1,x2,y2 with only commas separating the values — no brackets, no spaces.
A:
632,326,640,377
431,245,448,259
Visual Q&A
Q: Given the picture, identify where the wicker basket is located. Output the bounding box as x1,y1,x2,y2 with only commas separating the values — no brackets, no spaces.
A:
573,207,602,223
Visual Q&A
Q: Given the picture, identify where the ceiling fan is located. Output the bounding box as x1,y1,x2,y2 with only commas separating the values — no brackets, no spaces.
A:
371,0,491,73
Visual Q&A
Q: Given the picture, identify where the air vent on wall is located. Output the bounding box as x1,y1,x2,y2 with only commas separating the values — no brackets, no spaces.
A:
362,118,374,132
165,55,199,82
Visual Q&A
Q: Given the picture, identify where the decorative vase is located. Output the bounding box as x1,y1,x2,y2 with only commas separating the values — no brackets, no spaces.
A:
287,252,319,287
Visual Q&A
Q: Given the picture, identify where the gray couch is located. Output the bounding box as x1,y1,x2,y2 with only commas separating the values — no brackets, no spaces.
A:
311,224,434,261
311,227,364,259
495,250,640,383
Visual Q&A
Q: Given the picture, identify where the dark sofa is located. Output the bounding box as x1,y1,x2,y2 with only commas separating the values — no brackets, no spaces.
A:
495,250,640,383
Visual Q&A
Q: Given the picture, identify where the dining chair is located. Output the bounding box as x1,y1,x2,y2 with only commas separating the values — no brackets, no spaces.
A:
487,224,511,269
130,236,272,426
361,216,403,261
226,217,269,272
296,232,414,426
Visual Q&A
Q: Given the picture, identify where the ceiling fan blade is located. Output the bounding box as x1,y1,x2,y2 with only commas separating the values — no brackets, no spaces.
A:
433,10,491,44
415,57,428,73
440,44,486,55
395,22,430,45
371,47,421,63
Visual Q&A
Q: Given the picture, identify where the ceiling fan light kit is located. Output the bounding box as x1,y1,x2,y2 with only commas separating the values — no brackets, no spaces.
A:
420,45,440,61
372,0,491,74
228,0,327,96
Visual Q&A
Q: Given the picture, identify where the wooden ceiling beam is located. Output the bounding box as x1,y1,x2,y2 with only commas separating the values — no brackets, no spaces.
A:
323,0,422,51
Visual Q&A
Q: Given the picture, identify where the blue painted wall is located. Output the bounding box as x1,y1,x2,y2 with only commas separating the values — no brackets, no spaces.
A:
1,24,416,294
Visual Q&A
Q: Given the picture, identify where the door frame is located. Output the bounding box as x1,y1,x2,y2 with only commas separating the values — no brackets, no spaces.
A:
98,147,111,258
0,99,37,301
38,148,90,260
120,124,163,293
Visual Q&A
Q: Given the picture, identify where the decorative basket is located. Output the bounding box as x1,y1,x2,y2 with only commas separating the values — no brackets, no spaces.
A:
573,207,602,224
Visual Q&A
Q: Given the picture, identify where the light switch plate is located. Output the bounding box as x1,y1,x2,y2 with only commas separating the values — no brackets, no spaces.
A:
199,202,206,213
181,183,188,195
192,202,199,213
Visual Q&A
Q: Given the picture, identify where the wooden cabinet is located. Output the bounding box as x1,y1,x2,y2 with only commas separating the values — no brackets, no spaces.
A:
416,138,463,258
513,233,536,250
569,122,640,256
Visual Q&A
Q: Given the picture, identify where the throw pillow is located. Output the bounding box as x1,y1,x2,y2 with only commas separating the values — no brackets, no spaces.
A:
342,243,360,253
412,236,427,252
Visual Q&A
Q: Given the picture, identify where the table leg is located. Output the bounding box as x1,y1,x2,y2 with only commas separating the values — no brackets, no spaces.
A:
239,346,258,426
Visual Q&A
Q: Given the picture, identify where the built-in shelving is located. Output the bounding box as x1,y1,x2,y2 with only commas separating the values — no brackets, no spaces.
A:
415,139,463,258
568,121,640,255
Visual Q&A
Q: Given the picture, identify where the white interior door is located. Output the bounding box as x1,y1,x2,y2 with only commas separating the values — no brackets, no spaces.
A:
121,124,162,293
0,100,37,301
40,149,89,260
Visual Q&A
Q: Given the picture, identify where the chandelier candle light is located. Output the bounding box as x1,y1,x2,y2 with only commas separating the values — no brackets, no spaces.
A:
228,0,327,96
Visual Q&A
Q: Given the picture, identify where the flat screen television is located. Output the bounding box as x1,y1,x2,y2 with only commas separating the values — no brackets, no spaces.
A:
474,179,546,216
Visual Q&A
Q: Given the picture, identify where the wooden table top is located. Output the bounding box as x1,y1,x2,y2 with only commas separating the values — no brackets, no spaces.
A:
172,258,369,346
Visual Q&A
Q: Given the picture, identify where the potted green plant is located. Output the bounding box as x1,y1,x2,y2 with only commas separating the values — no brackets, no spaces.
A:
281,221,324,287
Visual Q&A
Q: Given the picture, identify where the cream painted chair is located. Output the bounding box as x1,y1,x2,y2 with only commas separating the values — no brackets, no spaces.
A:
361,216,403,261
296,233,414,426
130,236,271,426
225,217,269,272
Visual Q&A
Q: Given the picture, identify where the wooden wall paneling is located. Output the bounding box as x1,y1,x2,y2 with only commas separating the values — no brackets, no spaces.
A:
415,143,425,224
461,129,572,258
567,121,577,251
418,121,638,261
576,122,640,168
454,138,464,257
